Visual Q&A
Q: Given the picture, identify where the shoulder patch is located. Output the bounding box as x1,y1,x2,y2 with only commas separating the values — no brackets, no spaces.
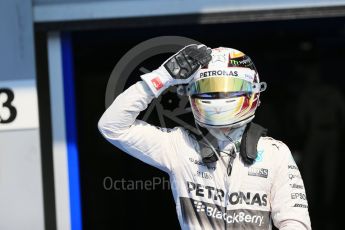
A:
260,136,286,151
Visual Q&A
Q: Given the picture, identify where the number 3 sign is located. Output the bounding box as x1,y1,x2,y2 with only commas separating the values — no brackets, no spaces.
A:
0,88,17,123
0,80,38,131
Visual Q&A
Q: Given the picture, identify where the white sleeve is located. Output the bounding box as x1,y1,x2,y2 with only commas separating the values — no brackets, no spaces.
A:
98,81,178,173
270,143,312,230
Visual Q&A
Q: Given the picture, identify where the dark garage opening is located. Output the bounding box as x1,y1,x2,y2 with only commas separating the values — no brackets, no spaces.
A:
72,17,345,229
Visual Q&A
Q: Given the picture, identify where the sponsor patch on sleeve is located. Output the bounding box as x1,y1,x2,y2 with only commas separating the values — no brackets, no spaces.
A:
151,77,163,90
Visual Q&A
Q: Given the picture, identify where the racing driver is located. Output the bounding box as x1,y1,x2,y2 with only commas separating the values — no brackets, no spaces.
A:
98,44,311,229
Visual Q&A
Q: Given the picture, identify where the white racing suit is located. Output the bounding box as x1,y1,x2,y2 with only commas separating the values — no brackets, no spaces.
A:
98,81,312,230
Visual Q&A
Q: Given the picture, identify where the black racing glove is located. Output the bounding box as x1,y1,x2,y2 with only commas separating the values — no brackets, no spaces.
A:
141,44,212,97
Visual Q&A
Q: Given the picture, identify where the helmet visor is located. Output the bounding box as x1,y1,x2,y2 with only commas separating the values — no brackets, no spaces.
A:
188,77,254,96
